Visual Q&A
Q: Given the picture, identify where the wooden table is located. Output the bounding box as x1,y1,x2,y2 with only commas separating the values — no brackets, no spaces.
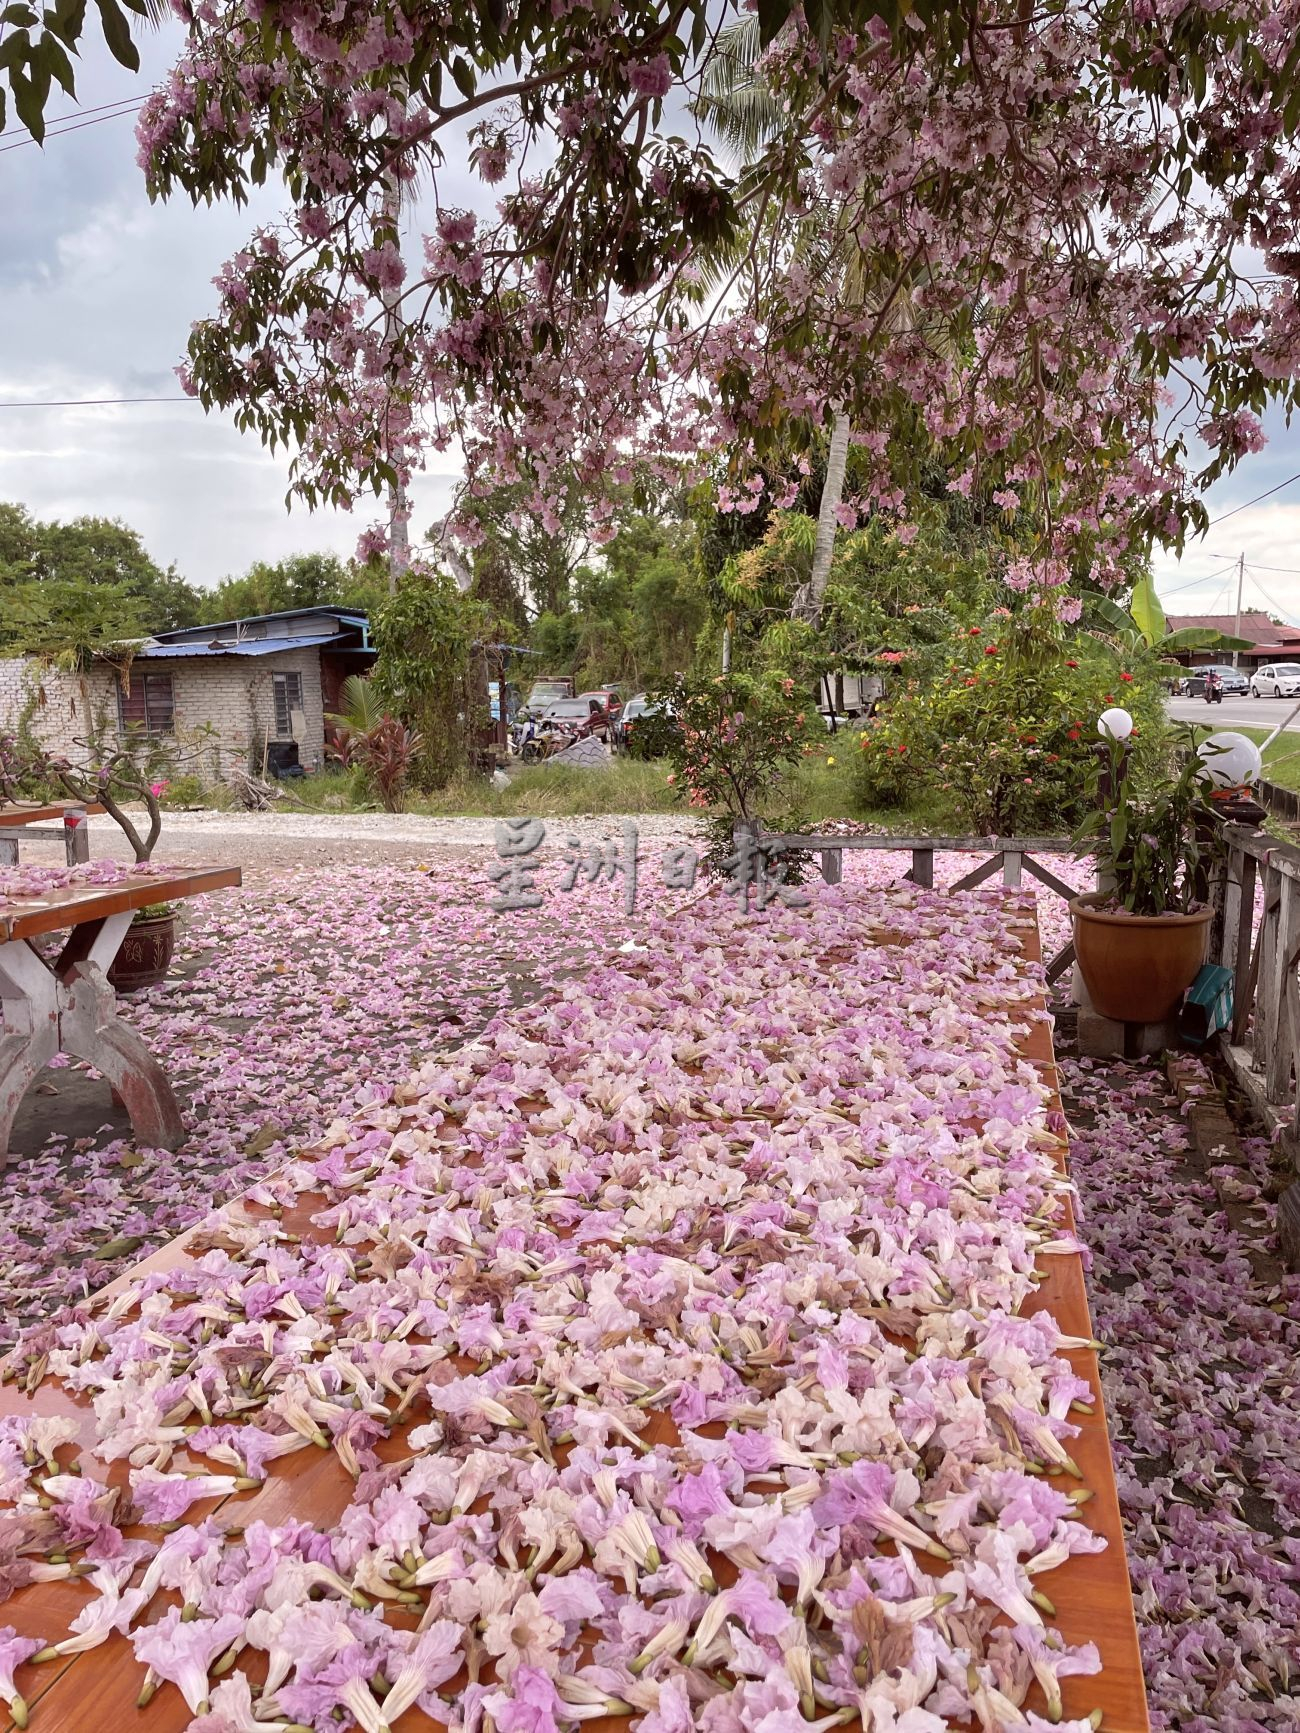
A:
0,867,240,1163
0,802,103,867
0,893,1149,1733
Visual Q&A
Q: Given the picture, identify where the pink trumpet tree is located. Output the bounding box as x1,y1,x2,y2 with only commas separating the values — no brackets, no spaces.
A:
140,0,1300,593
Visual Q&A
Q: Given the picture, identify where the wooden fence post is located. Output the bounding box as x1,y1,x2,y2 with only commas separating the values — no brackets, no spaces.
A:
1266,875,1300,1105
908,847,934,889
819,849,843,885
1229,849,1258,1047
62,807,90,866
1252,871,1283,1076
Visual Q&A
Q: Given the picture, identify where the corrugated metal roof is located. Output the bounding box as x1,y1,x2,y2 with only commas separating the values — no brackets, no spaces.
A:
1167,611,1281,641
152,607,369,643
134,634,349,659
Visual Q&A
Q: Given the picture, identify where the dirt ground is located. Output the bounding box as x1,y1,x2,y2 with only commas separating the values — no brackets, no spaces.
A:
18,808,703,879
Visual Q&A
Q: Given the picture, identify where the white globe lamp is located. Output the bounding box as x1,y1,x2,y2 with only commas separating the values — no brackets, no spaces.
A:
1097,707,1134,742
1197,731,1262,789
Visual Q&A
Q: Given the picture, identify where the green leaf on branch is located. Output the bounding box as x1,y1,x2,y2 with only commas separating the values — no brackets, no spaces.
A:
94,0,139,71
10,65,45,143
1128,574,1167,648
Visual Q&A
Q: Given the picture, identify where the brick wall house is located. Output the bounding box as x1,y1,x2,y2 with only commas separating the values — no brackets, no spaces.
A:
0,608,374,778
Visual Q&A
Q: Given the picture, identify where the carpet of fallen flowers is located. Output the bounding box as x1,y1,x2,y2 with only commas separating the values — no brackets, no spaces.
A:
0,854,652,1339
0,843,1295,1733
0,874,1115,1733
1063,1062,1300,1733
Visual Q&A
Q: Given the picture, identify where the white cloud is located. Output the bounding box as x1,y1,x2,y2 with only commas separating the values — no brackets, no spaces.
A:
0,24,469,591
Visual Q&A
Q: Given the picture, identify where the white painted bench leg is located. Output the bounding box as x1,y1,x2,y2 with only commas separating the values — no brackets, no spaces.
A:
0,914,186,1162
0,941,61,1167
60,962,185,1151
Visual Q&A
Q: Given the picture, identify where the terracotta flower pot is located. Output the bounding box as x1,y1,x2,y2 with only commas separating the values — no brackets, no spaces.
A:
107,911,177,994
1070,892,1211,1024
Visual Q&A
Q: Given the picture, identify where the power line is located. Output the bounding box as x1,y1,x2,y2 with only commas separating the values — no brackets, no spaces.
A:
43,96,146,126
1202,575,1233,615
1205,552,1300,575
0,394,195,408
1208,469,1300,526
0,103,142,156
1156,561,1238,597
1244,568,1300,626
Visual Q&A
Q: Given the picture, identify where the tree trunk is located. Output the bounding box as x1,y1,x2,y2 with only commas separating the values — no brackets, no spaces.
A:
381,117,409,594
796,408,850,626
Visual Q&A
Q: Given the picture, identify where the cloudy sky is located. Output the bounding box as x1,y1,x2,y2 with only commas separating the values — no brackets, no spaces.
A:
0,23,463,595
2,23,1299,615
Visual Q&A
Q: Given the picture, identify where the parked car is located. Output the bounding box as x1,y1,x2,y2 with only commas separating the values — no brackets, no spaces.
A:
525,675,575,712
542,696,614,739
1250,663,1300,698
579,687,623,720
1184,665,1249,696
615,693,680,756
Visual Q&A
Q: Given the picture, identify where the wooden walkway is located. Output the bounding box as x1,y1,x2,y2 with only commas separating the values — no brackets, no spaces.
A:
0,891,1149,1733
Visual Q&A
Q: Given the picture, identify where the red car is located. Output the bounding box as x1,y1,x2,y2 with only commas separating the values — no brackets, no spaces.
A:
543,696,614,739
579,687,623,719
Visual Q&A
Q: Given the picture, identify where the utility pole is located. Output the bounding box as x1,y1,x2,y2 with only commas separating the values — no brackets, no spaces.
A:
1232,550,1245,667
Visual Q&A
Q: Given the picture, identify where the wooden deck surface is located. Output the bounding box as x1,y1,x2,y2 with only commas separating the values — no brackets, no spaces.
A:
0,895,1150,1733
0,868,240,942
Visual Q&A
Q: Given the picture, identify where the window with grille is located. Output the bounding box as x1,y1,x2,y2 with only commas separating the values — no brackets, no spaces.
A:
273,671,304,738
117,673,175,735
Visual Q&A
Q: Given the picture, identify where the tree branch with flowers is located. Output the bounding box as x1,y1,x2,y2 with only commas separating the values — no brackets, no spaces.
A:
132,0,1300,616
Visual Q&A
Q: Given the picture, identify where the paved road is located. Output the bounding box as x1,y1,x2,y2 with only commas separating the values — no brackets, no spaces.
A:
1167,694,1300,732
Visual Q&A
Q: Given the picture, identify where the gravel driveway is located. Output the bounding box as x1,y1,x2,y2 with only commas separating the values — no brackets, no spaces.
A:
20,807,706,875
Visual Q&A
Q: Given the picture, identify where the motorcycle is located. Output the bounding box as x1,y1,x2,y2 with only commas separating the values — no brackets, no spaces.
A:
513,714,578,762
1203,674,1223,705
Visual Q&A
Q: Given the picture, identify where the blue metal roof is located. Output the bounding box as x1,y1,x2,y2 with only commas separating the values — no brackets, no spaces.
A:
152,606,369,643
134,634,351,659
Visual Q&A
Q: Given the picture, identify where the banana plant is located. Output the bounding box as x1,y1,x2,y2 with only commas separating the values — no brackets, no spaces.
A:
1086,573,1254,673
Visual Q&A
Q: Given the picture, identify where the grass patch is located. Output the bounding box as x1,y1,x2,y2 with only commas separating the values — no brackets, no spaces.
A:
193,751,962,830
417,759,681,818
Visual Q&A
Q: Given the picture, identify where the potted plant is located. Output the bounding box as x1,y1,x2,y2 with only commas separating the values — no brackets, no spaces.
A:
1071,729,1221,1023
14,733,179,992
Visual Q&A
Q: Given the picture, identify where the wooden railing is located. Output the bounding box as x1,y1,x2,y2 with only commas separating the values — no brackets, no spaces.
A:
1204,822,1300,1258
759,830,1086,983
1207,823,1300,1124
0,803,91,868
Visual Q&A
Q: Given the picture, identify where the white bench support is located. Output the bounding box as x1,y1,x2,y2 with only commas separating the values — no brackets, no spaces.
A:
0,914,185,1165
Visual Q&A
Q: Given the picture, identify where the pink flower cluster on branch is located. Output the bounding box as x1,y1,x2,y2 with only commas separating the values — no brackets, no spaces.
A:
138,1,1300,589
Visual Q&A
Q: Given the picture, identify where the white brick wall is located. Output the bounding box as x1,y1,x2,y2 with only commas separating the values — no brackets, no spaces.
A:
0,647,327,779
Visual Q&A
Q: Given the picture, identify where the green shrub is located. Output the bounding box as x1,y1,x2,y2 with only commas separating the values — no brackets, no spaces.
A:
160,773,223,809
623,708,679,761
847,603,1166,836
666,669,814,820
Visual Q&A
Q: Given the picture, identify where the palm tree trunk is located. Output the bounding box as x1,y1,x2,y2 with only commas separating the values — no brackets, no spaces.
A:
796,408,850,626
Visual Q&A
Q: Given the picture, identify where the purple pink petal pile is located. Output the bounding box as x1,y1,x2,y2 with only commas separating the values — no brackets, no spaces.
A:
0,882,1109,1731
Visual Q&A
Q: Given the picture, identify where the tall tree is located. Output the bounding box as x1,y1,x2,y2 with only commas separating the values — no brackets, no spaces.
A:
206,553,387,621
139,4,1300,608
0,502,203,643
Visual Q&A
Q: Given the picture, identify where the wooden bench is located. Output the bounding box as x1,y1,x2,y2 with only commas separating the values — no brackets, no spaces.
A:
0,867,240,1163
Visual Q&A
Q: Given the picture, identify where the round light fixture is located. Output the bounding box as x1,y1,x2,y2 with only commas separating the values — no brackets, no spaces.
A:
1097,707,1134,741
1197,731,1262,788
